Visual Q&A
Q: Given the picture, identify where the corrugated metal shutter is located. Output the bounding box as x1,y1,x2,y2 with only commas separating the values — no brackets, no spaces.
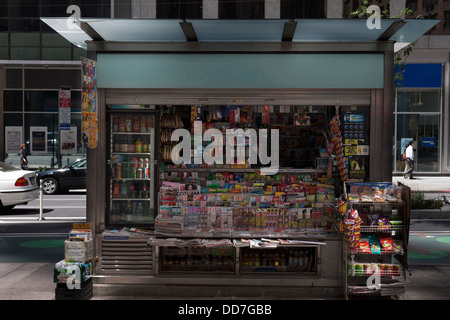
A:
99,239,153,274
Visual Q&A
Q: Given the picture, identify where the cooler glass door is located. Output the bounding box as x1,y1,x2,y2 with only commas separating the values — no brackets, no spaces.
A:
107,112,156,226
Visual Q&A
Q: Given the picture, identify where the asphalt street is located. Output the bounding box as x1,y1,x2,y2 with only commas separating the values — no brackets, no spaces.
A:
0,191,86,234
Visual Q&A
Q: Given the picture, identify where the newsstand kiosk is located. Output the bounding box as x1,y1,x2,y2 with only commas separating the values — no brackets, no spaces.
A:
43,18,435,299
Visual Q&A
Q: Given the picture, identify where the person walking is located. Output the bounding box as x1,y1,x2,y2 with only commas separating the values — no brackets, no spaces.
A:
404,140,414,179
19,143,28,170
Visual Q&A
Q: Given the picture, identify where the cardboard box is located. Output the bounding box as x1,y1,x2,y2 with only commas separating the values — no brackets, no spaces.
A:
64,238,94,262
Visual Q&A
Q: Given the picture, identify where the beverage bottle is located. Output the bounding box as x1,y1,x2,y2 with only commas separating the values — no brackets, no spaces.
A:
126,201,132,222
137,202,144,222
116,163,122,179
146,116,153,131
135,138,142,153
120,181,128,198
125,117,132,132
119,116,125,132
120,203,126,222
113,116,119,132
128,183,135,198
121,136,128,153
142,138,148,153
132,116,140,132
113,181,120,198
140,117,146,133
114,135,120,152
128,136,135,153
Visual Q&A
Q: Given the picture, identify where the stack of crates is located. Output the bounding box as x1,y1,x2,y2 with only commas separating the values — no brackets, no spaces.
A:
54,223,95,300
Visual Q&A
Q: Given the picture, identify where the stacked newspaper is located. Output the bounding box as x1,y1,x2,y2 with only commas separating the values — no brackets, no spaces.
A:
154,215,184,235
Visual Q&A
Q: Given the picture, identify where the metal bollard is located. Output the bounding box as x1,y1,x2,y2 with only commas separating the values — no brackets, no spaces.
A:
37,178,45,221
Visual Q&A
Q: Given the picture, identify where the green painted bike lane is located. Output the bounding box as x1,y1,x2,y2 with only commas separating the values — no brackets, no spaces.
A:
408,232,450,265
0,235,66,263
0,232,449,265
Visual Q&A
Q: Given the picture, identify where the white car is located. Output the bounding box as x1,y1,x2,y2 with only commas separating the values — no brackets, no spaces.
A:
0,161,39,212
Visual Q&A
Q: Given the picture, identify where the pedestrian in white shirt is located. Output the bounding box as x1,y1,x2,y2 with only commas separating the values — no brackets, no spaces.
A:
404,140,414,179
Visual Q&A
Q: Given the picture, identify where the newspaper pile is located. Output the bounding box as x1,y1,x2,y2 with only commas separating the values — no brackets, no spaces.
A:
154,215,184,236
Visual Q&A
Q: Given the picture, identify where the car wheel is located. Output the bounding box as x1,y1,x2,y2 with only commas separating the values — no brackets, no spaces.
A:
43,177,59,195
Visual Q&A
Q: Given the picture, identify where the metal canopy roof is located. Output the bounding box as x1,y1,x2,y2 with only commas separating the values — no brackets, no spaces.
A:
41,18,439,52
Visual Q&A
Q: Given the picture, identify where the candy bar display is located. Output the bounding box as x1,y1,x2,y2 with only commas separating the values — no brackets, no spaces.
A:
346,182,402,203
329,114,348,182
341,182,410,298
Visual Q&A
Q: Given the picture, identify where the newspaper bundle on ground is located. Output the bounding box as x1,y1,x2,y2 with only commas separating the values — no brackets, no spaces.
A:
65,223,94,262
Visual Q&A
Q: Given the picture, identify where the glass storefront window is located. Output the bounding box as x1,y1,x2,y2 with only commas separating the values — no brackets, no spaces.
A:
10,47,40,60
6,69,22,89
25,69,81,89
395,114,441,173
219,0,264,19
4,90,23,111
397,89,441,112
42,47,72,60
156,0,203,19
280,0,326,19
10,32,40,46
25,90,58,112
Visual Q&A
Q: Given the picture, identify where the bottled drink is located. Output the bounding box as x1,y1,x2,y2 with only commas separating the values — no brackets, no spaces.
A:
120,181,128,198
120,202,126,221
113,181,120,198
126,201,132,222
113,116,119,132
119,116,125,132
146,116,153,131
135,139,142,153
116,163,122,179
137,202,144,222
132,116,140,132
140,117,146,133
125,118,132,132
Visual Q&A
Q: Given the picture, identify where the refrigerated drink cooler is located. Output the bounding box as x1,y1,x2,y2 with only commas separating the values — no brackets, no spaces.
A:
107,109,157,227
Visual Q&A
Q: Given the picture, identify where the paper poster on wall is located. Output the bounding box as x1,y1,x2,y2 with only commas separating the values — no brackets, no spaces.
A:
30,127,47,154
5,126,22,154
59,86,71,130
401,138,413,154
422,137,436,147
81,57,98,149
60,127,77,155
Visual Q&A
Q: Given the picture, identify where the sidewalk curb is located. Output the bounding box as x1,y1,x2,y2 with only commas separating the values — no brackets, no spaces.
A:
411,209,450,219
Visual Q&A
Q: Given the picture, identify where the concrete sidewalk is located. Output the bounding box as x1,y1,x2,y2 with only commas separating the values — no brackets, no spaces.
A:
393,175,450,193
0,176,449,300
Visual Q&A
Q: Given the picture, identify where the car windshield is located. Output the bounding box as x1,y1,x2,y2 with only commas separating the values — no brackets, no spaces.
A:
0,161,20,172
65,158,87,169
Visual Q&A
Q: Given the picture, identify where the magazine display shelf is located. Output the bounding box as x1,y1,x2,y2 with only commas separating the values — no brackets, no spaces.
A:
342,182,411,299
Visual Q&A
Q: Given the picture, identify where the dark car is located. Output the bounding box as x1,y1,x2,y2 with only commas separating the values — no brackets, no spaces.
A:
37,157,87,195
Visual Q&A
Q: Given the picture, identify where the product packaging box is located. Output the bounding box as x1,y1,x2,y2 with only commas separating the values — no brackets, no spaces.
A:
64,238,94,262
53,259,94,284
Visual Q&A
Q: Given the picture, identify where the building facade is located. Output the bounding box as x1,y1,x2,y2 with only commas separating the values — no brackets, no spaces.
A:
0,0,449,175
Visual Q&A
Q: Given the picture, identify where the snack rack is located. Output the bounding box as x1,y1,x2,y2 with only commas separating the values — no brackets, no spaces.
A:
341,181,411,299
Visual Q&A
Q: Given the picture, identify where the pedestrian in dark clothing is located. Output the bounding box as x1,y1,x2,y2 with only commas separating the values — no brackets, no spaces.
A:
19,143,28,170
